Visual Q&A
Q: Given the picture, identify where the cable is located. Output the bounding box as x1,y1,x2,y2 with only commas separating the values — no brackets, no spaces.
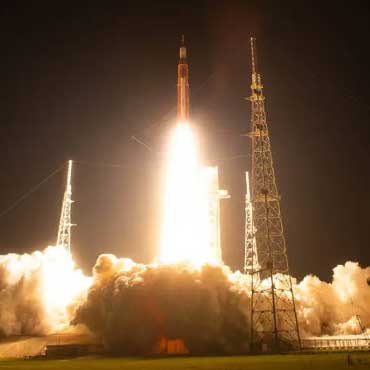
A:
74,153,248,171
131,136,153,151
0,163,65,220
209,154,250,162
74,160,160,170
0,151,247,221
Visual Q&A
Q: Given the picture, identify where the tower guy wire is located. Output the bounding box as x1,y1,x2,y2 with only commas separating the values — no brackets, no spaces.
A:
0,163,64,220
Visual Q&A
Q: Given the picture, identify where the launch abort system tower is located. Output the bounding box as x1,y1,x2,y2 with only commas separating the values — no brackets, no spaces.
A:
244,38,301,352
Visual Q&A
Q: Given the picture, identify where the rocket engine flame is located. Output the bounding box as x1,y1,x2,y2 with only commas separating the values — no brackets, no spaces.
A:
159,123,218,267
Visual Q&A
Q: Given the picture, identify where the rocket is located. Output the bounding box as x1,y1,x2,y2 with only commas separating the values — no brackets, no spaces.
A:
177,35,190,122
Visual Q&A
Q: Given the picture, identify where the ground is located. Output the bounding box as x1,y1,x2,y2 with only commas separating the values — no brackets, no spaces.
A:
0,353,370,370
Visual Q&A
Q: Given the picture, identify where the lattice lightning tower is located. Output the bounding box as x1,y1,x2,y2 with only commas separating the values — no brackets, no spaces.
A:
56,160,74,255
244,38,301,352
244,171,258,274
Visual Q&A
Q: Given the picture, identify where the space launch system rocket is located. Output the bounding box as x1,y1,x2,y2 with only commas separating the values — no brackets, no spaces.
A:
174,35,229,265
177,35,190,122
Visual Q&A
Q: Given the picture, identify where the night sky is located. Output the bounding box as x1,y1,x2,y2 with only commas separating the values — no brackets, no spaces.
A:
0,2,369,281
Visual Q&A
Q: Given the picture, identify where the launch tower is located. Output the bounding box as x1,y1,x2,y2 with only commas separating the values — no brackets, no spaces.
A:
244,38,301,352
56,160,74,255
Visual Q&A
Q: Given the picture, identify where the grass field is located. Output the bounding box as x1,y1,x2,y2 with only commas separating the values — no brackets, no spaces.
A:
0,353,370,370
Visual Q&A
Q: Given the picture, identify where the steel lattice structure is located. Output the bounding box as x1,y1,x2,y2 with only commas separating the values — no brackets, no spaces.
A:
244,171,258,274
244,38,301,352
56,160,74,255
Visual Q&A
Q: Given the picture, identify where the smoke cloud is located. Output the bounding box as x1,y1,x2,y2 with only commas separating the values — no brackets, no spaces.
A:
0,246,369,354
295,261,370,337
73,256,370,353
0,246,90,337
72,255,251,354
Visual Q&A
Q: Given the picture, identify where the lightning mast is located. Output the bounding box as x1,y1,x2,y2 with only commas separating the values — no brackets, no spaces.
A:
244,171,258,273
245,38,301,352
57,160,74,255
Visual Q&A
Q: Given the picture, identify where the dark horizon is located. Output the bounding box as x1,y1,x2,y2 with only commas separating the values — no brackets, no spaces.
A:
0,2,369,281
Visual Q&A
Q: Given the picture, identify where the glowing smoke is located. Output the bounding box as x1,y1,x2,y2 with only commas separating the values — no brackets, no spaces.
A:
0,246,90,337
0,245,369,353
72,257,370,353
72,254,250,354
295,261,370,337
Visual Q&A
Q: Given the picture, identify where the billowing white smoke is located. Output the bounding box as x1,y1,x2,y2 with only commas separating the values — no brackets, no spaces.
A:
72,255,251,354
72,255,370,353
0,246,91,337
295,261,370,337
0,246,369,351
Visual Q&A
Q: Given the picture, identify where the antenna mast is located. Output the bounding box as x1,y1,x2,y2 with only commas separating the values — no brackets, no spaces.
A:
57,160,74,255
245,38,301,352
